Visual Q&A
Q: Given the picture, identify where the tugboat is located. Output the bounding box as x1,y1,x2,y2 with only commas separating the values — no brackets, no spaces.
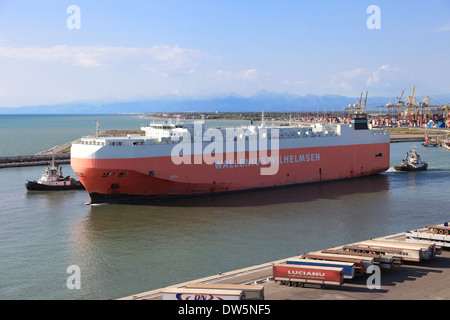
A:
422,131,438,147
394,147,428,172
25,157,85,191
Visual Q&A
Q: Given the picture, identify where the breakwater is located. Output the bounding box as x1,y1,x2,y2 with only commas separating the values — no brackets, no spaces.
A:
0,153,70,168
390,136,425,143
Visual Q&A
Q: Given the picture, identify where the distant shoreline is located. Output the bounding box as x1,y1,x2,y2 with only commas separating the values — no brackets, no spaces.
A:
3,124,444,167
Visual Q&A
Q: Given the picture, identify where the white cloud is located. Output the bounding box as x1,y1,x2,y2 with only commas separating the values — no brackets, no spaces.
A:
328,74,355,91
343,68,364,78
240,69,258,80
281,80,308,86
366,72,380,86
327,64,399,95
215,69,233,80
0,44,218,106
0,45,210,70
0,44,280,106
366,64,395,86
0,45,111,67
215,68,270,81
434,25,450,32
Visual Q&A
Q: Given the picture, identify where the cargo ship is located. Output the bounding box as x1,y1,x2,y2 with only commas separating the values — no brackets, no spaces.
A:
70,112,390,204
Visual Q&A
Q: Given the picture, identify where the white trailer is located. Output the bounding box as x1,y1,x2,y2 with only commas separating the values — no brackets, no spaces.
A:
427,225,450,235
324,247,395,268
369,239,437,257
162,287,244,300
406,231,448,250
302,251,375,273
342,243,404,265
185,283,264,300
321,248,391,263
357,239,435,261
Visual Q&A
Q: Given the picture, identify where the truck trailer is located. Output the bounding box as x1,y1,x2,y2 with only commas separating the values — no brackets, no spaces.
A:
162,287,244,300
303,251,375,273
185,283,264,300
286,257,355,279
363,239,437,260
273,263,344,288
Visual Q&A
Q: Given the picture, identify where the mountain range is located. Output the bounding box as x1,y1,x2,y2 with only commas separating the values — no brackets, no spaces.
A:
1,90,449,114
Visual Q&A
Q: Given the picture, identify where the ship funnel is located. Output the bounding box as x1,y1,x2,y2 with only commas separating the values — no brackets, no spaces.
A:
351,113,369,130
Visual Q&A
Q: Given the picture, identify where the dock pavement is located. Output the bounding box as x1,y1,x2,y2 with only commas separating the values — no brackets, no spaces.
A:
119,227,450,300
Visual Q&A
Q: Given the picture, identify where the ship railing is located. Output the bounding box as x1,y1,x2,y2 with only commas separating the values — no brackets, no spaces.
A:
79,140,106,146
78,126,343,146
80,133,144,140
143,119,198,126
371,129,389,135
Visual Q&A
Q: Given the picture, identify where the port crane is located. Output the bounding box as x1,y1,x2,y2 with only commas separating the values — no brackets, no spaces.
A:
345,91,368,113
418,96,450,127
387,86,449,127
387,86,416,119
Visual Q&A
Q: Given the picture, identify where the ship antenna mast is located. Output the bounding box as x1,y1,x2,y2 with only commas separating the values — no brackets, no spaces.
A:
95,120,100,138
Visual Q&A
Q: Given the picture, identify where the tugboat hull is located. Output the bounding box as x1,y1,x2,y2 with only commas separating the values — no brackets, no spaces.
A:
394,146,428,172
394,163,428,172
422,142,438,147
25,180,85,191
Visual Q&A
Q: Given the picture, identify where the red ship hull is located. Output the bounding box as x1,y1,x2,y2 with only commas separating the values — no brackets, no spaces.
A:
71,143,390,204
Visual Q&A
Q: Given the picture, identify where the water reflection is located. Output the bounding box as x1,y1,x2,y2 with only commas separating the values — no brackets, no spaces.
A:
86,174,390,209
75,174,391,251
66,174,392,299
25,189,88,209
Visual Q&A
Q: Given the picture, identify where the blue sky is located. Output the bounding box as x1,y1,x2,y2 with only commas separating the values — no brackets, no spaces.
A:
0,0,449,107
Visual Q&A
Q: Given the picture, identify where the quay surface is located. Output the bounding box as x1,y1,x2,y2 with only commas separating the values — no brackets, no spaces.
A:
120,226,450,300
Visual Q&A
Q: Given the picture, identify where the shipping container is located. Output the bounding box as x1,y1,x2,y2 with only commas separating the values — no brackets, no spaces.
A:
273,263,344,288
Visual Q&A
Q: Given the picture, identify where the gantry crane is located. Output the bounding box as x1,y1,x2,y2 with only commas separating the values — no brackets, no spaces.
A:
418,96,450,127
345,91,368,113
387,86,449,127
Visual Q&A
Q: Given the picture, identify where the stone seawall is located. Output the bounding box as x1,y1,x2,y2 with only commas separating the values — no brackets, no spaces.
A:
0,153,70,168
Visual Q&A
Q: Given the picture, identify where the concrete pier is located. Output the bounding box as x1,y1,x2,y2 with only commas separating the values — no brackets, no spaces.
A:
0,153,70,168
119,226,450,300
390,136,425,143
0,139,79,168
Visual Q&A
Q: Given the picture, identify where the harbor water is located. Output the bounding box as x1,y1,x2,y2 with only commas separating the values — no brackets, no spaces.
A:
0,115,449,300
